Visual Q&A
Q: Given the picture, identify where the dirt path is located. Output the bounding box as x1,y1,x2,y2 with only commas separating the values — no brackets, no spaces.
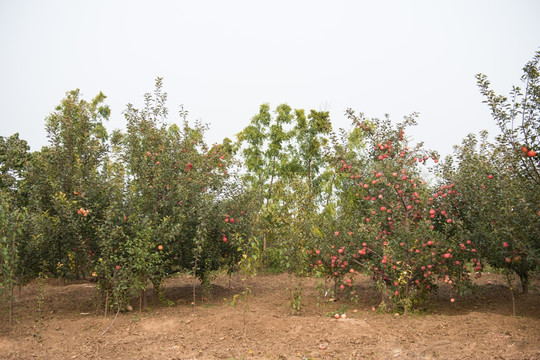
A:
1,273,539,359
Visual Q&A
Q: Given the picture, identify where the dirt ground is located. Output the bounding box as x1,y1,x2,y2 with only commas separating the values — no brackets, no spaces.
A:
1,272,539,360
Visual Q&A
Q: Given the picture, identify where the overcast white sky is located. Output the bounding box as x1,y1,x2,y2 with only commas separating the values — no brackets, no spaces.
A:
1,1,539,157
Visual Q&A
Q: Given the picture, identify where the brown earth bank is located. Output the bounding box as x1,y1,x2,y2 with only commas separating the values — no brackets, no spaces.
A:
1,272,539,360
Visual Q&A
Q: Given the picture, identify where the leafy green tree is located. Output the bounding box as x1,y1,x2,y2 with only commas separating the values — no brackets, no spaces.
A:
30,89,110,279
0,190,28,323
441,132,539,293
476,50,539,185
461,50,540,292
0,134,30,199
290,109,332,197
94,78,238,310
237,104,296,255
237,104,335,271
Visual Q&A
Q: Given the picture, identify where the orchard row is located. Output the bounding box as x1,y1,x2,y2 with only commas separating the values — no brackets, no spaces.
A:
1,53,539,318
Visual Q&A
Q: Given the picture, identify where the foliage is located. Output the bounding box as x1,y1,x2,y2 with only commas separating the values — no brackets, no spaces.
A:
476,50,540,185
237,104,333,272
309,111,474,313
437,52,540,293
26,89,111,279
1,52,540,321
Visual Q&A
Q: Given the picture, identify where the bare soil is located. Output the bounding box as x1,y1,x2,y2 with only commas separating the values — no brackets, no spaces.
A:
1,272,539,360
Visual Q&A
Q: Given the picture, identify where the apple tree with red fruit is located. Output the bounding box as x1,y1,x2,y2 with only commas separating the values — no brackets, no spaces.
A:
25,89,111,280
439,132,539,294
93,79,240,309
310,111,476,313
452,51,540,292
476,50,540,186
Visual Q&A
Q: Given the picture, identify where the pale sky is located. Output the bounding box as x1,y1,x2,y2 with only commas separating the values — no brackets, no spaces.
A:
1,1,539,158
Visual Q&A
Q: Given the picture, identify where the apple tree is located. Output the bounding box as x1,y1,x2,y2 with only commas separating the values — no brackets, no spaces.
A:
25,90,111,280
468,50,540,291
93,78,239,310
310,111,475,313
440,131,538,293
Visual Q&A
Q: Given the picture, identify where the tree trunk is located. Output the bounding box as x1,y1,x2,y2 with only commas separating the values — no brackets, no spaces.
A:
263,158,276,255
75,257,80,280
9,284,14,324
192,248,199,310
10,224,16,324
518,271,529,294
104,291,109,317
403,281,410,315
139,290,144,313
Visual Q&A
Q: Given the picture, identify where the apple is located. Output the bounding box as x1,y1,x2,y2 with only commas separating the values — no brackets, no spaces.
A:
528,150,536,157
